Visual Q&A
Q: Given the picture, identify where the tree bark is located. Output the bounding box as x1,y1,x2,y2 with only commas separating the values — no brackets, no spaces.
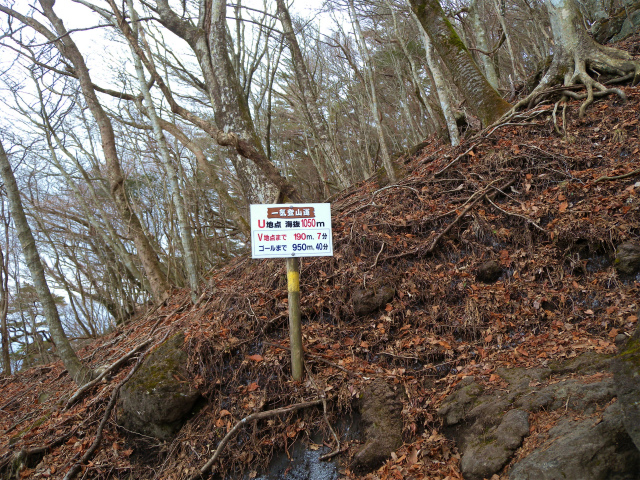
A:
409,0,512,126
0,139,93,385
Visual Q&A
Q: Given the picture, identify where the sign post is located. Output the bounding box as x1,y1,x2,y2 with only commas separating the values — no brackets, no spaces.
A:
286,257,303,380
251,203,333,380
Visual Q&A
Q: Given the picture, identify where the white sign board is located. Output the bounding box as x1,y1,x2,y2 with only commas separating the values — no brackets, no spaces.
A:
250,203,333,258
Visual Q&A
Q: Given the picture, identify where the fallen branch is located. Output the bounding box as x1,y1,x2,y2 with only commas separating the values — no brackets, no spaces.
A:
188,399,323,480
64,338,153,411
485,196,546,233
424,189,487,254
63,347,150,480
594,168,640,183
434,143,478,177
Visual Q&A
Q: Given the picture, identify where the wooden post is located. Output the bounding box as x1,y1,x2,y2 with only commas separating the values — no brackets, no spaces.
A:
286,257,303,380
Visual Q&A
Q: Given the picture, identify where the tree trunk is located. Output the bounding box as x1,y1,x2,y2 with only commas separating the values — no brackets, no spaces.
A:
147,0,303,204
28,0,172,302
409,0,512,126
348,0,397,182
416,21,461,147
127,0,199,301
276,0,351,190
469,0,500,89
0,203,10,375
520,0,639,116
0,139,93,386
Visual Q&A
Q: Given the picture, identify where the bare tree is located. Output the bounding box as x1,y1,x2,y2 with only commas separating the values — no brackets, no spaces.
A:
0,138,93,385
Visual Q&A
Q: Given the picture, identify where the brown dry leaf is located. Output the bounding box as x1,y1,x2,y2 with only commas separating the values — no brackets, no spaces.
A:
247,382,259,392
559,201,568,213
219,409,232,417
385,303,393,312
247,354,263,362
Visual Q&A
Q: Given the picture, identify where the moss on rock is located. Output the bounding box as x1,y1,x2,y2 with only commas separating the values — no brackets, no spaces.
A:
117,332,200,440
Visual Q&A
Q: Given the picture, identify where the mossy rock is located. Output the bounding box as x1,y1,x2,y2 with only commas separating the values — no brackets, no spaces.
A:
352,285,395,317
612,323,640,451
118,332,200,440
351,380,404,472
614,242,640,276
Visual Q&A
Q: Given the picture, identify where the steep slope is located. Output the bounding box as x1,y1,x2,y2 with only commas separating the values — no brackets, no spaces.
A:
1,35,639,480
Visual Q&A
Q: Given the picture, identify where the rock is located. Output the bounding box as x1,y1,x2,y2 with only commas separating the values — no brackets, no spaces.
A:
549,351,611,376
438,377,529,480
614,242,640,275
509,403,640,480
591,0,640,43
460,409,530,480
476,260,502,283
352,285,394,316
612,323,640,451
437,358,620,480
616,333,629,345
351,380,404,472
118,333,200,440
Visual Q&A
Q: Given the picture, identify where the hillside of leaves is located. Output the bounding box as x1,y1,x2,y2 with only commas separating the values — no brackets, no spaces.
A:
1,35,640,480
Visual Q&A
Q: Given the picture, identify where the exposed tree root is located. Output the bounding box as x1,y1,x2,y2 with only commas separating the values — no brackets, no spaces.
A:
188,399,324,480
511,43,640,119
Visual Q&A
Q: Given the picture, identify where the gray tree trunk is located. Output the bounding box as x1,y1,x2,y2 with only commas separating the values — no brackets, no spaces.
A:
0,139,92,385
127,0,199,301
470,0,500,89
416,22,461,147
521,0,639,116
150,0,302,204
276,0,351,190
349,0,397,182
409,0,512,126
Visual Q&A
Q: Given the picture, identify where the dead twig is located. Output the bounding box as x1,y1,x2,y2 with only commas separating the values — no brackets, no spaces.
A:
188,399,323,480
372,242,385,268
63,345,150,480
64,338,153,411
594,168,640,183
434,143,478,177
485,195,546,233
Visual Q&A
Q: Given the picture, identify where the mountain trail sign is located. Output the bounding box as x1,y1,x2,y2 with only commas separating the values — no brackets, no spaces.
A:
250,203,333,258
250,203,333,381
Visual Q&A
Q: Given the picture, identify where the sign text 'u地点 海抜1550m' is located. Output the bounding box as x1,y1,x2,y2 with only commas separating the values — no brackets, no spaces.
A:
250,203,333,258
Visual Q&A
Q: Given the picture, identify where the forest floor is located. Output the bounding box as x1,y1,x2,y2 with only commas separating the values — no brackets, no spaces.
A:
1,35,640,480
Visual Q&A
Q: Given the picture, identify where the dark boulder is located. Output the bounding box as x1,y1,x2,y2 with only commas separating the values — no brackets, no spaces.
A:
509,403,640,480
615,242,640,275
612,322,640,452
352,285,394,316
351,380,404,472
476,260,502,283
118,332,200,440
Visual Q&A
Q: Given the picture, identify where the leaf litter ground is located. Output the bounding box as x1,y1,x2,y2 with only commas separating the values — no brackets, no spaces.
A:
1,34,640,480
